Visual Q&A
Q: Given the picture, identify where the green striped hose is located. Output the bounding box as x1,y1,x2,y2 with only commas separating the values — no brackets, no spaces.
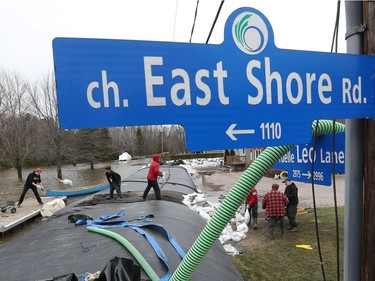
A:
170,120,345,280
87,226,160,281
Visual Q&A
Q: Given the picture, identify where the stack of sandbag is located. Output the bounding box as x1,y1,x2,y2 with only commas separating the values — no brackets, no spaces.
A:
182,192,247,256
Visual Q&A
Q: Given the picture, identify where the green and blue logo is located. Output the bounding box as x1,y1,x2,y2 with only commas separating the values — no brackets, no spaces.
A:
232,11,268,55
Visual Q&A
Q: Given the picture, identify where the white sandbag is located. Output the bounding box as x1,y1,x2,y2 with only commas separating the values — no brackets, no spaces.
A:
223,244,240,256
199,209,210,221
230,234,243,242
182,194,190,200
41,198,66,217
221,225,233,236
181,200,192,208
185,193,197,203
236,222,249,234
58,178,73,187
235,212,244,222
194,199,207,207
219,234,232,244
232,231,246,241
202,206,215,216
210,202,220,210
244,208,250,225
194,205,203,213
237,232,247,240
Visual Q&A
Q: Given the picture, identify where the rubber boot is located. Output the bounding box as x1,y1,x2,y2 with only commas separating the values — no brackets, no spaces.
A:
269,228,274,239
253,218,258,230
281,227,286,238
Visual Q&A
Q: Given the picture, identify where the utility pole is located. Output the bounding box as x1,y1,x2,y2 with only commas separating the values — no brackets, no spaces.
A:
362,3,375,280
344,1,364,280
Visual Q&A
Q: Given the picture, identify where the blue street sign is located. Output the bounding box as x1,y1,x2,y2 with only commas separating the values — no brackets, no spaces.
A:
53,7,375,151
273,132,345,186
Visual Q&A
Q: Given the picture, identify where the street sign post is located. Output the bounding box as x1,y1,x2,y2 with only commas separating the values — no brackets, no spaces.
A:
53,7,375,151
273,132,345,186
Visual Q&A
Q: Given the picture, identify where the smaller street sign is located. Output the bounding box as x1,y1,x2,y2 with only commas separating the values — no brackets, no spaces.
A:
273,132,345,186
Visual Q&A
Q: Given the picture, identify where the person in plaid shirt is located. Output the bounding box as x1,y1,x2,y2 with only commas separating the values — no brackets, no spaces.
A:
262,183,289,239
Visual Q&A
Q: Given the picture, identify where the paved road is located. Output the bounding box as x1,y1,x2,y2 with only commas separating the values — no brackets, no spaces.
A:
195,171,345,209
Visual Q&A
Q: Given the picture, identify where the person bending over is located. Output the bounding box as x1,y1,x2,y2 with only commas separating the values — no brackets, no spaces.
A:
105,165,122,199
17,168,44,207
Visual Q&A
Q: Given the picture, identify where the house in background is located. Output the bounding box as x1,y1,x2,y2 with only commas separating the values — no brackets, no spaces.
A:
119,152,132,161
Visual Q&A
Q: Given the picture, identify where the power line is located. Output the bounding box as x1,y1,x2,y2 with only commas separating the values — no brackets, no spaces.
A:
190,0,200,43
206,0,225,44
172,0,179,41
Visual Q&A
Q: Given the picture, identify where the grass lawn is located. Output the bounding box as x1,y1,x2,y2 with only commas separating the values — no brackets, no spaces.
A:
231,206,344,281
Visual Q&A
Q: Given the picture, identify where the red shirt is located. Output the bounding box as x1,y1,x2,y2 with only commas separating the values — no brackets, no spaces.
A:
147,154,163,181
245,187,259,206
262,190,289,217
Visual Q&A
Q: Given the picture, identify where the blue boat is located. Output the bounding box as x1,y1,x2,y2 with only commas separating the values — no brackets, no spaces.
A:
45,183,109,197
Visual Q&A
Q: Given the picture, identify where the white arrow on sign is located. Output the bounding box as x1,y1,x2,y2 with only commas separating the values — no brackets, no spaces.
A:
226,124,255,141
302,171,311,179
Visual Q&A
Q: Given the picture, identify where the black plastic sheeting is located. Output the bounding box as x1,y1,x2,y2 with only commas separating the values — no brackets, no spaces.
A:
52,257,140,281
75,165,197,206
0,166,244,281
122,165,198,194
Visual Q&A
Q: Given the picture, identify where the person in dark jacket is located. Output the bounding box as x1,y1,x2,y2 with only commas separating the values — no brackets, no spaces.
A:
105,165,122,199
283,178,299,231
17,168,44,207
142,154,163,200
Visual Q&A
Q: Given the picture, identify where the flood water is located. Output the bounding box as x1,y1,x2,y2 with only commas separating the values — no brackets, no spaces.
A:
0,158,150,205
0,158,151,243
0,158,227,243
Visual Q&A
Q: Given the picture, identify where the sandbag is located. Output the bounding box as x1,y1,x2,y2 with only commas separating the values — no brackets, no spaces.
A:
41,198,66,217
244,207,250,225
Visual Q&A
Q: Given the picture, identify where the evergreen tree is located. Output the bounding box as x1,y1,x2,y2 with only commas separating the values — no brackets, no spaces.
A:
73,128,113,168
134,127,145,157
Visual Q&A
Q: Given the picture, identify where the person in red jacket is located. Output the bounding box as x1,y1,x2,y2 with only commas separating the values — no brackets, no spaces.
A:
245,186,259,229
142,154,163,200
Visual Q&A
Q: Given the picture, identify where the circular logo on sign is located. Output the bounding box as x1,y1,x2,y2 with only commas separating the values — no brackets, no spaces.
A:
232,12,268,55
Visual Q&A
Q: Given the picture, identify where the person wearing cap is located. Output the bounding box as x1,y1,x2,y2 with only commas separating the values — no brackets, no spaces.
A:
283,178,299,231
104,165,122,199
17,168,44,207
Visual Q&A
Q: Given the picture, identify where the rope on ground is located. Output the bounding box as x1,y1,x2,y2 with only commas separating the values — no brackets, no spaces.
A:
84,271,101,281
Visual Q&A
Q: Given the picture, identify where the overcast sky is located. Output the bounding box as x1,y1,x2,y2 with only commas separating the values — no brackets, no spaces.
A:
1,0,346,83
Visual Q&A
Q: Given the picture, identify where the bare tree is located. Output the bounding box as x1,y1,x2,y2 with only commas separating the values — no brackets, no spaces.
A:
167,125,188,154
28,73,74,179
109,127,136,156
0,70,33,179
